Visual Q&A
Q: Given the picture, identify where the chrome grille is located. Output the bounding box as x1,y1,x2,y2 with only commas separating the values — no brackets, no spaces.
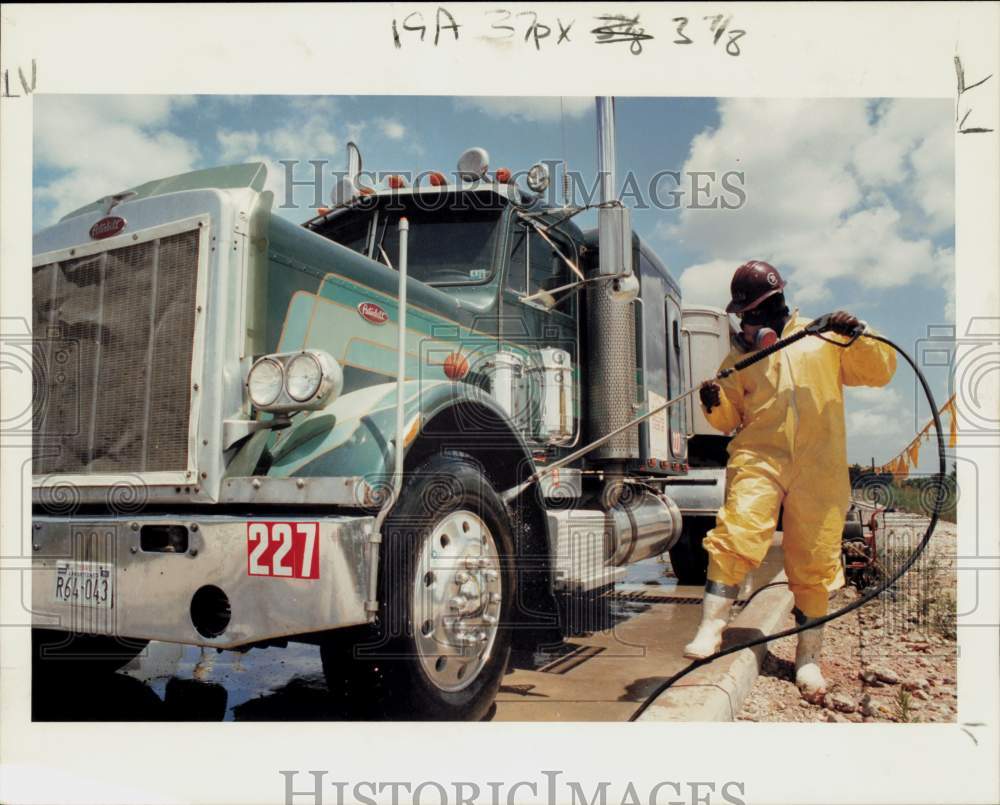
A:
33,229,201,475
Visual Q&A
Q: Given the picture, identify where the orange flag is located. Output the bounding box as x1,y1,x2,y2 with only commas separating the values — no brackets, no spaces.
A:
908,441,921,467
896,455,909,480
949,402,959,448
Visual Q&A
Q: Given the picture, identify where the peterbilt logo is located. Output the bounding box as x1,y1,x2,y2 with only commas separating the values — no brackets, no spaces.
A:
89,216,127,240
357,302,388,325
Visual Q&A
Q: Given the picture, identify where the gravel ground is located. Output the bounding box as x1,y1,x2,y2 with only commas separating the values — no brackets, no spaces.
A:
737,516,957,723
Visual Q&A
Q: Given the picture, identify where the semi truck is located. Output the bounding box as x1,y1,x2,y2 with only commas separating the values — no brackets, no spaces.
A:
30,99,732,719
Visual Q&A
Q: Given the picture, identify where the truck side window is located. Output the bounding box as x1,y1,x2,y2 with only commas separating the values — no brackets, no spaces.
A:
507,223,577,307
531,232,573,295
507,223,530,295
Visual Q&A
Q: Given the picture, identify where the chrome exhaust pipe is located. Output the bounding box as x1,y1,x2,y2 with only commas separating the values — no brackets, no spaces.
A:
605,489,683,567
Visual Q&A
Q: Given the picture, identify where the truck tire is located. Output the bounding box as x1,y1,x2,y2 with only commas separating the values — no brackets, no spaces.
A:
32,629,148,681
322,452,515,720
668,516,713,586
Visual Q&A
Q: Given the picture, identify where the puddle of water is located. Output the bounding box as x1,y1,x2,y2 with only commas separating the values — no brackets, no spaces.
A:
33,559,692,722
621,557,676,586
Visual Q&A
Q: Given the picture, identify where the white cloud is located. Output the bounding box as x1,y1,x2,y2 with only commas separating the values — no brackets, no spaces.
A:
378,118,406,140
910,123,954,233
213,103,424,211
217,130,260,162
678,259,737,308
845,385,909,442
288,96,338,116
454,96,591,123
34,95,199,222
666,98,954,308
212,103,365,210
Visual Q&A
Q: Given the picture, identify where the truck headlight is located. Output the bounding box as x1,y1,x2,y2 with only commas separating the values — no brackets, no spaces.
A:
246,350,343,412
247,358,283,407
286,353,323,401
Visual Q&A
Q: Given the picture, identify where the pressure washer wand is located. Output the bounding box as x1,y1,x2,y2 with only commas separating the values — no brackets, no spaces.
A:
500,384,702,503
500,314,845,504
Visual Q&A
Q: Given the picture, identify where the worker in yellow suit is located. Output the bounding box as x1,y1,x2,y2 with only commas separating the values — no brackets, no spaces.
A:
684,260,897,702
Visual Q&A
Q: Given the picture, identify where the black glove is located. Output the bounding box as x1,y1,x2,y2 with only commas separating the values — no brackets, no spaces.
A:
700,382,721,412
829,310,861,336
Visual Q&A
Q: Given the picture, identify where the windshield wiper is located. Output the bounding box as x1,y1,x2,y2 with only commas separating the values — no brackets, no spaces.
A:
378,243,395,270
373,216,395,269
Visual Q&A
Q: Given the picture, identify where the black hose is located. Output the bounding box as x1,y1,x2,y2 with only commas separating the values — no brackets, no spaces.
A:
628,331,946,721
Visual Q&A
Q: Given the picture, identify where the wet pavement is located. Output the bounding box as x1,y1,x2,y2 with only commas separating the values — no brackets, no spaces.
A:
33,552,783,722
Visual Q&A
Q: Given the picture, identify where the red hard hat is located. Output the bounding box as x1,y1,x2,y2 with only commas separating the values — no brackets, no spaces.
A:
726,260,786,314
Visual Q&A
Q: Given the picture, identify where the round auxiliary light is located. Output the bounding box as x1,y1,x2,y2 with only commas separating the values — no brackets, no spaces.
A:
428,171,447,187
387,174,407,189
247,358,283,407
286,353,323,402
457,147,490,181
443,352,469,381
495,167,512,184
526,162,550,192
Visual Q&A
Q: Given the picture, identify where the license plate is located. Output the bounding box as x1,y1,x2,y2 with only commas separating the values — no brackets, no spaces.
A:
54,561,114,609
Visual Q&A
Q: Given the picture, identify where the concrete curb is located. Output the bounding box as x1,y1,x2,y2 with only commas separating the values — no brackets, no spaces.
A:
637,570,794,721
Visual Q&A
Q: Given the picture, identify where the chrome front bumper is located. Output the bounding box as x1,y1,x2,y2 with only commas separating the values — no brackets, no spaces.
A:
31,513,376,649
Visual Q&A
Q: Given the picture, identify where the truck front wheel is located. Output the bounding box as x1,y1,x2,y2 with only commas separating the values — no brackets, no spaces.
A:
668,516,713,586
323,453,515,720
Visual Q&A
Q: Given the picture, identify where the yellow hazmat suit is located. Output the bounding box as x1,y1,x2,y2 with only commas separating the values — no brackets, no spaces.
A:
702,311,897,618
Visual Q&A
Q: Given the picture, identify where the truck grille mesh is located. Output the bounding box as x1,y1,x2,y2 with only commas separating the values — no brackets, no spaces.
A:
32,229,201,475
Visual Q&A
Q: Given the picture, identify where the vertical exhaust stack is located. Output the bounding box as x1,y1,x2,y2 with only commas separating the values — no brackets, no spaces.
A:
587,97,639,464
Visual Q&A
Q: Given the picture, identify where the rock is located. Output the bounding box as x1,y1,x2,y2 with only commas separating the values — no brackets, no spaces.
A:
902,678,929,691
825,711,848,723
870,666,899,685
942,676,955,685
860,694,877,717
799,699,811,708
913,689,931,701
826,692,857,713
859,669,877,684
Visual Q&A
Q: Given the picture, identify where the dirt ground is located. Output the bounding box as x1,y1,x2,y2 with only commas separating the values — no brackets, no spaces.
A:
737,517,957,723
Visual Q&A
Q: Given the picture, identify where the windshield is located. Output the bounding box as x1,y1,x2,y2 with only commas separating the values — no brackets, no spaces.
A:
318,208,371,255
312,192,505,286
375,193,504,285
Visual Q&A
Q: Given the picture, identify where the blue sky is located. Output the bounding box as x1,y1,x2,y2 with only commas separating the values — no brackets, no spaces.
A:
32,95,955,471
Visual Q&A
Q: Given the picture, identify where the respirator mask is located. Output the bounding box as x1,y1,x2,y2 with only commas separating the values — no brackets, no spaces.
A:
734,296,788,352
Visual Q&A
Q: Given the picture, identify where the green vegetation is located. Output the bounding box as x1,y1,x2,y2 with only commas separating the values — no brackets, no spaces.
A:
849,464,957,523
893,687,917,723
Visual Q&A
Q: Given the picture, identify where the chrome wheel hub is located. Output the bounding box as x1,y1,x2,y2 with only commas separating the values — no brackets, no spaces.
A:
412,510,503,692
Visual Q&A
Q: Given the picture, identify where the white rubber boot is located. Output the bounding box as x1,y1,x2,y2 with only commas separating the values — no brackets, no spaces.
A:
683,593,735,659
795,626,827,702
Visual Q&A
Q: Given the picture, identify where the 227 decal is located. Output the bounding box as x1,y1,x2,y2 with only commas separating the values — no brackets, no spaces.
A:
247,522,320,579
